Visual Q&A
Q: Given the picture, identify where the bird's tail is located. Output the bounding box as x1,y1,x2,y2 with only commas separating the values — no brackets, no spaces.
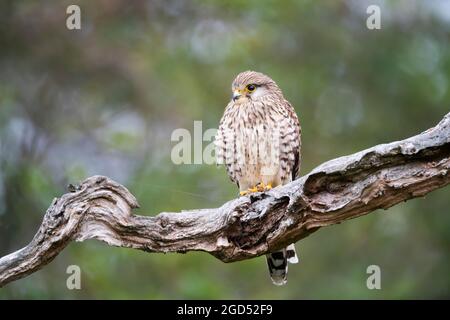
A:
265,244,298,286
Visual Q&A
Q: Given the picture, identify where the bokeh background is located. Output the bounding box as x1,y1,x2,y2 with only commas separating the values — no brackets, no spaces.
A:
1,0,449,299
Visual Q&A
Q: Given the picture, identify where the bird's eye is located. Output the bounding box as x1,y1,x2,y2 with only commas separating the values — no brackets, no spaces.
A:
246,84,256,92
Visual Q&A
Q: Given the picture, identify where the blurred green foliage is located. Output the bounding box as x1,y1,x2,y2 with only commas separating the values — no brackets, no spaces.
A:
0,0,449,299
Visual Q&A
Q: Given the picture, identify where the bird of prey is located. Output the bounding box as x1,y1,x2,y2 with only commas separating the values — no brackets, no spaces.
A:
215,70,301,285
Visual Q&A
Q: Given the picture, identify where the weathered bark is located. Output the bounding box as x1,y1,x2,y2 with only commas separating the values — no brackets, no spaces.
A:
1,112,449,287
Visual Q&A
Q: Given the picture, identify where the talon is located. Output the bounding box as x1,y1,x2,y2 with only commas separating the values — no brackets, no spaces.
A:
256,183,265,192
265,183,272,191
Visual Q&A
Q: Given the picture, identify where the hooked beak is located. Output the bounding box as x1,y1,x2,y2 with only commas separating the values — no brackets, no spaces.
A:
232,89,243,102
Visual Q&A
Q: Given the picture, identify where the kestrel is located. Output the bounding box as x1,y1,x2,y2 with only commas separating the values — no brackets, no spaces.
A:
215,70,301,285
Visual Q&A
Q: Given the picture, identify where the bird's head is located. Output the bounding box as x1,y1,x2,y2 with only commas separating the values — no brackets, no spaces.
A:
231,70,281,104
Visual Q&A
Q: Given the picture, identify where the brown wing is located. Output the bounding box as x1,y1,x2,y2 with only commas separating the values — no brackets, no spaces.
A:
292,139,301,180
215,103,240,187
283,100,301,182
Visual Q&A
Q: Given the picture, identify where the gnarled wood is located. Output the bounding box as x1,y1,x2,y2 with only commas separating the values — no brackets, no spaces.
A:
1,112,449,287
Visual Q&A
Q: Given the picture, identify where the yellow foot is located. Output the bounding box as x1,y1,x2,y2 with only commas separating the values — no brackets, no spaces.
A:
240,184,273,196
239,186,259,196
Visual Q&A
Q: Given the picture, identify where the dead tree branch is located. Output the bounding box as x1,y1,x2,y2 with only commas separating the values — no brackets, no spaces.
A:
1,112,449,287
